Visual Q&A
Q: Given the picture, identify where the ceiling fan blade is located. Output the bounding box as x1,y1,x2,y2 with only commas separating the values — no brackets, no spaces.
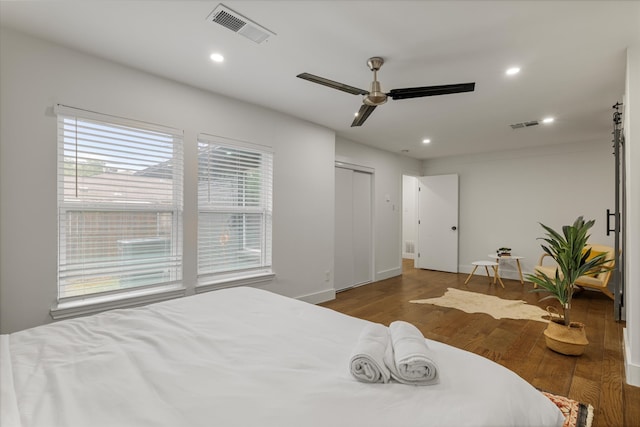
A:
388,82,475,100
351,104,377,127
297,73,369,96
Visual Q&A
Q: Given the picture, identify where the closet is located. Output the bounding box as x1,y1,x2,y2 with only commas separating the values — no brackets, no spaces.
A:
334,164,373,291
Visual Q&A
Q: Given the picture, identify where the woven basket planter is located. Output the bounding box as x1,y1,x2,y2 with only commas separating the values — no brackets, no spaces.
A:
544,318,588,356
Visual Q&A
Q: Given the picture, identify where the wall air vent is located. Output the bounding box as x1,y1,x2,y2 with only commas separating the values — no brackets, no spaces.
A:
207,4,275,44
404,241,415,254
510,120,539,130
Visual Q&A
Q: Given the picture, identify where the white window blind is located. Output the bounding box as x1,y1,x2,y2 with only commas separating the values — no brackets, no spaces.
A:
56,105,183,301
197,135,273,281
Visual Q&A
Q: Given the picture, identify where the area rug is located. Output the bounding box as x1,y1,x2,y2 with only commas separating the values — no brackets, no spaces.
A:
542,391,594,427
409,287,549,322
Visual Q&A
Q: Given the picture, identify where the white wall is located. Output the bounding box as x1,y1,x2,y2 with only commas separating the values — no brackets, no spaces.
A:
624,47,639,387
335,137,422,281
422,140,615,280
0,28,336,333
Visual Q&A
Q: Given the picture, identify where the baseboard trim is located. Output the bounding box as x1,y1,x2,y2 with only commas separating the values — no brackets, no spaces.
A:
376,267,402,282
623,328,640,387
297,288,335,305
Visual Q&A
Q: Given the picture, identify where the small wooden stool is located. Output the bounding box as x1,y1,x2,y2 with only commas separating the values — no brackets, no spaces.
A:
464,261,504,288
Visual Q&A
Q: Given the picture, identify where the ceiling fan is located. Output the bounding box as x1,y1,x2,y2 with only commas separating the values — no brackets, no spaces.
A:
297,57,475,127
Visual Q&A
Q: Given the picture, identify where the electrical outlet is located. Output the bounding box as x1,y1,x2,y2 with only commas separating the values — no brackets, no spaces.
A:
325,271,330,282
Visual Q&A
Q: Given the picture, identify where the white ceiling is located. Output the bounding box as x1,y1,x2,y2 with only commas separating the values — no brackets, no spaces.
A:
1,1,639,159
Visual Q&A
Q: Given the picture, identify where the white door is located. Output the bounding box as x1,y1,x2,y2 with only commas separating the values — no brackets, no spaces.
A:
334,166,373,291
416,174,459,273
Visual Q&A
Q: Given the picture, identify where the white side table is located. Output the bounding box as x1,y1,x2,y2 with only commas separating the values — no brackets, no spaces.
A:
465,261,504,288
489,254,524,284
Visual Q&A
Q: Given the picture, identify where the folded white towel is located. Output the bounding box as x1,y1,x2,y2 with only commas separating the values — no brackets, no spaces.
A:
349,323,391,383
384,321,439,386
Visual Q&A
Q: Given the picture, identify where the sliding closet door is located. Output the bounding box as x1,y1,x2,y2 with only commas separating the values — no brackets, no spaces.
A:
351,171,372,285
334,166,373,291
335,167,355,291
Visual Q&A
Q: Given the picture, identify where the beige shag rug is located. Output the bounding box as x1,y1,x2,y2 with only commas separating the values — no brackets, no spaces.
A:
410,288,549,322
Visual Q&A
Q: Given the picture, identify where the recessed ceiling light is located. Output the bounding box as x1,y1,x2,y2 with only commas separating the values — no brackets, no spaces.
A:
210,53,225,63
542,117,555,124
422,139,431,144
506,67,520,76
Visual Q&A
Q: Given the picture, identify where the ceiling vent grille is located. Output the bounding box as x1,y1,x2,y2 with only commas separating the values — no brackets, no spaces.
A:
207,4,275,44
510,120,539,129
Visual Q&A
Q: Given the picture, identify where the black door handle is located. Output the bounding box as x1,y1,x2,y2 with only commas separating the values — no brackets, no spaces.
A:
451,226,457,231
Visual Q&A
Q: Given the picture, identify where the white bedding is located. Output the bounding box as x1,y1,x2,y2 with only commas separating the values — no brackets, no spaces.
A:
1,287,564,427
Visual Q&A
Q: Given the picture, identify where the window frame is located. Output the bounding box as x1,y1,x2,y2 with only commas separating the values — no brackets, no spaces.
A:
52,105,185,318
196,134,274,291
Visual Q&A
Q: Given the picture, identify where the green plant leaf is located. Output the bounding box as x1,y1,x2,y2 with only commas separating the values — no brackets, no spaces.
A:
528,216,611,326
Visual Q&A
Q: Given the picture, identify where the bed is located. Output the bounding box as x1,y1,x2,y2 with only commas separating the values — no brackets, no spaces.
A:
1,286,565,427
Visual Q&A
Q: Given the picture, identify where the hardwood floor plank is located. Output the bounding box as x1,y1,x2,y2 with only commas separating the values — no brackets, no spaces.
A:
623,382,640,427
532,349,576,396
502,320,547,379
596,309,625,427
597,349,624,427
568,376,600,418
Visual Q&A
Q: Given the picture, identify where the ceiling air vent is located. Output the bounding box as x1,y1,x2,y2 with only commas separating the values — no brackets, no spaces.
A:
207,4,275,44
510,120,539,130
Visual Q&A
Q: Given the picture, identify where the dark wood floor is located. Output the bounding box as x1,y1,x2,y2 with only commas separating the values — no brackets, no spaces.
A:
320,259,640,427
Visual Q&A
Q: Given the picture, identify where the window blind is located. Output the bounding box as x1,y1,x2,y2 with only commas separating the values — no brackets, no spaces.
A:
56,105,183,301
197,135,273,280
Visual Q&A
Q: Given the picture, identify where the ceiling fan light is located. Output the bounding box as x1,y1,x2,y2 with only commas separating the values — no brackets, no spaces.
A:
506,67,520,75
542,117,554,124
422,139,431,144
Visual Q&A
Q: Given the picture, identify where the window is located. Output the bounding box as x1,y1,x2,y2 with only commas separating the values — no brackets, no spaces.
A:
56,105,183,302
197,134,273,285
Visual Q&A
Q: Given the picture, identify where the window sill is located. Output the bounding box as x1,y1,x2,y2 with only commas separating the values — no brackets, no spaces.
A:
50,284,186,320
196,270,275,294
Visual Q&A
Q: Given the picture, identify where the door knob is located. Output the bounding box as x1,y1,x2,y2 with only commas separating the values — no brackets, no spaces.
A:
451,226,457,231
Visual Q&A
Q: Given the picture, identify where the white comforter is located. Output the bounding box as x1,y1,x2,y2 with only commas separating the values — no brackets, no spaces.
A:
1,287,564,427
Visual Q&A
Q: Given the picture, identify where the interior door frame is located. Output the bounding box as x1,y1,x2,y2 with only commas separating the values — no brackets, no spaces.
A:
334,160,375,291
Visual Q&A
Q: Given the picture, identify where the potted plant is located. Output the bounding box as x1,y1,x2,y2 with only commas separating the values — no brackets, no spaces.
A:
525,216,612,356
497,247,512,257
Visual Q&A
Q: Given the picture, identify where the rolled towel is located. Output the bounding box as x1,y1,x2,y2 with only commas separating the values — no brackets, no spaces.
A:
384,320,439,385
349,323,391,383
